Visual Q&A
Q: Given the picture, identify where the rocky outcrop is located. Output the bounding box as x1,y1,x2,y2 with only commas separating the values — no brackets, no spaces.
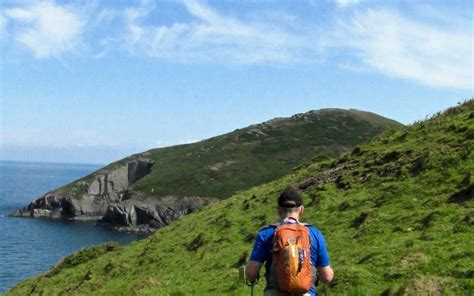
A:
98,196,217,234
10,187,112,220
9,159,215,233
84,160,153,202
11,159,154,220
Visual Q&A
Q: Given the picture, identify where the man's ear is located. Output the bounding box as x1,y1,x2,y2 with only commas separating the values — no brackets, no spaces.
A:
300,206,304,217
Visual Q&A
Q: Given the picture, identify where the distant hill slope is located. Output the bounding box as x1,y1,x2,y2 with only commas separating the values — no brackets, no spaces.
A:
11,109,401,233
8,100,473,295
134,108,401,198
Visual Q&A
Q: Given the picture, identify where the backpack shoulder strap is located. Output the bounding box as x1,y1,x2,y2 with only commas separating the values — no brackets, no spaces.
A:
260,221,313,230
259,224,278,231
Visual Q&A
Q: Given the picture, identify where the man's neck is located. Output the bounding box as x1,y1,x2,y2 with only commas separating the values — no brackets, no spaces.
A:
282,216,299,222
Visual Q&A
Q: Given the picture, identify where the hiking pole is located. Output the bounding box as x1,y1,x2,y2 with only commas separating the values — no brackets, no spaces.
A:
246,278,258,296
239,265,258,296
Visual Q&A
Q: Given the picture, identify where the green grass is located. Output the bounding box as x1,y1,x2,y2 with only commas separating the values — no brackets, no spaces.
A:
7,101,473,295
58,109,401,199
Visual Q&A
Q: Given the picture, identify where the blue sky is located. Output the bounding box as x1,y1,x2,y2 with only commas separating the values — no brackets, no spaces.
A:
0,0,472,164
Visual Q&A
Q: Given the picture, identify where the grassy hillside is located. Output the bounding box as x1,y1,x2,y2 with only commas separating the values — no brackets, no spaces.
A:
8,101,473,295
71,109,401,199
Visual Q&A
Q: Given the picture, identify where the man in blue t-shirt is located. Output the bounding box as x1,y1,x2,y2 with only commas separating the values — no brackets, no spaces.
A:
246,188,334,296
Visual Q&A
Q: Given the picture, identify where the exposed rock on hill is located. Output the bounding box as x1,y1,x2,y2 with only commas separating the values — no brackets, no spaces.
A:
10,158,217,233
98,196,216,233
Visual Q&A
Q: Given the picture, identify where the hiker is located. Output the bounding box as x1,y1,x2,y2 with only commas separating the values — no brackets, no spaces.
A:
246,188,334,296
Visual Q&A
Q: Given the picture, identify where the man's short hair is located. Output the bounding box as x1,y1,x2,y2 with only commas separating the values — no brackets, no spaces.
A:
278,188,303,208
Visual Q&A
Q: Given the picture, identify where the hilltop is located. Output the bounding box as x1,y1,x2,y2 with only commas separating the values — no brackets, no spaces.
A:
11,108,401,232
7,100,473,295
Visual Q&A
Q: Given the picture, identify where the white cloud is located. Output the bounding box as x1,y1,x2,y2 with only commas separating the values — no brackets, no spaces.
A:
335,0,360,8
1,1,471,90
4,2,85,58
122,0,315,64
334,9,473,89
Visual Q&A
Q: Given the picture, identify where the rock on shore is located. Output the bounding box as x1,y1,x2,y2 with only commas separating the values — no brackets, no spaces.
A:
98,196,216,234
9,158,216,234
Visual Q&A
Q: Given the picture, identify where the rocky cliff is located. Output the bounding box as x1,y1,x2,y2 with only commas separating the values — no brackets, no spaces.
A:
10,159,216,233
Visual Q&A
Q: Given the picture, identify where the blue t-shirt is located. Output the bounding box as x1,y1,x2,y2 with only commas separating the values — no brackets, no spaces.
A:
249,220,330,296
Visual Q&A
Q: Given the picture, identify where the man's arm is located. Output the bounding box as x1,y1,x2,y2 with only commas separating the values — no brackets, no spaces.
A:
247,226,273,283
312,228,334,283
245,260,262,283
317,265,334,283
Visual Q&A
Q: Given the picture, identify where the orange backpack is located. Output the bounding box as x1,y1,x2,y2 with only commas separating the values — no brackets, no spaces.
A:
271,222,312,293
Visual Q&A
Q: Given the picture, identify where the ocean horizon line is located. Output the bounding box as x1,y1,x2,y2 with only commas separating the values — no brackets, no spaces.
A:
0,159,104,167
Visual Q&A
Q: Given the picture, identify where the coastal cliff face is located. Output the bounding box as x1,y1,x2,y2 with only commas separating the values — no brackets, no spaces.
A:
98,196,216,233
10,159,216,233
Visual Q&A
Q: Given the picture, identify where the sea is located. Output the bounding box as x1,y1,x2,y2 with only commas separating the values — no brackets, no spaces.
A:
0,160,145,293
